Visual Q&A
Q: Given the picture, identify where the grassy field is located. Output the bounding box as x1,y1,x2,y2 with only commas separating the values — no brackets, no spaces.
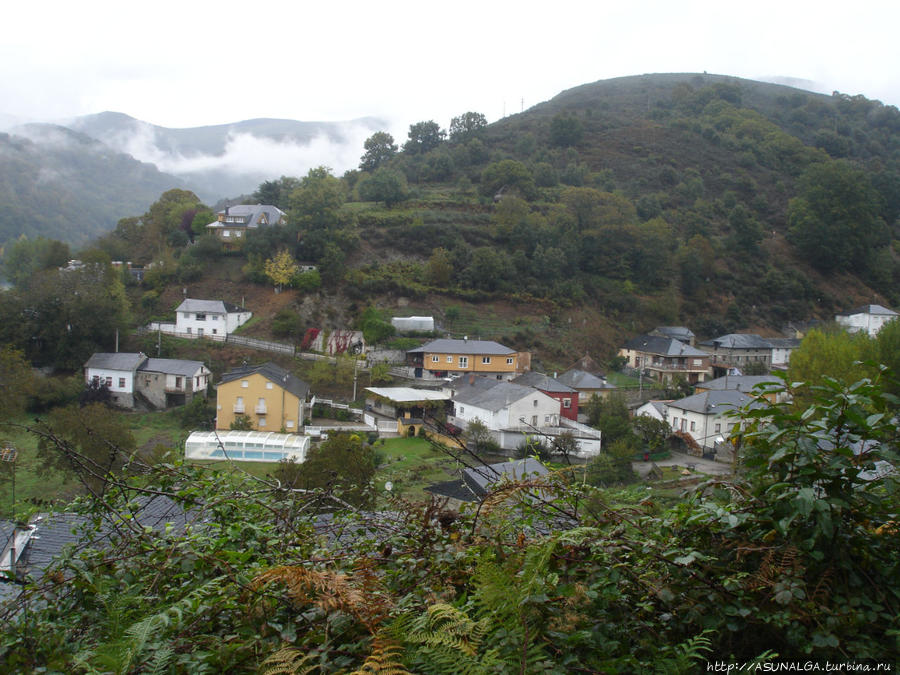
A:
373,436,458,501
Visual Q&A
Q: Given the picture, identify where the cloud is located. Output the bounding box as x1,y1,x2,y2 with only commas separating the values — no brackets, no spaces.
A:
108,121,383,181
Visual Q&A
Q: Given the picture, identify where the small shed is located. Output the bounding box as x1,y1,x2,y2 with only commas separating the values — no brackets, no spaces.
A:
391,316,435,333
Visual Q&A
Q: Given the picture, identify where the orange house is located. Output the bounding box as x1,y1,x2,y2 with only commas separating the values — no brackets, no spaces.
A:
406,339,528,381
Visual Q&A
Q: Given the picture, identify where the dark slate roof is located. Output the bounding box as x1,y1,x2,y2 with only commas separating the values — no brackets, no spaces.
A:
139,358,206,377
219,362,310,400
667,389,752,416
622,335,707,357
462,458,548,497
557,369,615,391
453,381,543,412
766,337,801,349
84,352,147,371
425,458,549,502
212,204,285,228
176,298,247,314
652,326,695,342
699,333,773,350
698,375,783,394
0,519,14,551
512,371,577,394
836,304,898,317
445,375,503,393
408,339,515,356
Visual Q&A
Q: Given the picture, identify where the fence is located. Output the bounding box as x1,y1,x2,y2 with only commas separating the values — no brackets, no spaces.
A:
141,324,340,361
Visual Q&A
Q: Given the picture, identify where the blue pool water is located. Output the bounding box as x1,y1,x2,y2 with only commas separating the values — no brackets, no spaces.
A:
209,449,293,461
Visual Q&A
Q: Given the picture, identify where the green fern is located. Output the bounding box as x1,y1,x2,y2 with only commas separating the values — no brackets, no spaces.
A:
261,647,319,675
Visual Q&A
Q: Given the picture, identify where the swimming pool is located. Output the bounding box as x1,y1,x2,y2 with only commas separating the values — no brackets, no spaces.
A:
209,449,296,461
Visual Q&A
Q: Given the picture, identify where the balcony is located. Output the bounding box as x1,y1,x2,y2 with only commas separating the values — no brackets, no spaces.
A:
255,404,268,415
233,403,245,413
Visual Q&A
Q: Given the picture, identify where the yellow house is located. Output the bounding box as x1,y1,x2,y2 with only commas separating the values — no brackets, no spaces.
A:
215,363,310,432
406,339,529,381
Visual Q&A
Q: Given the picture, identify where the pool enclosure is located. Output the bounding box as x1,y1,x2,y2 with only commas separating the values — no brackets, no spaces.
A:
185,430,310,463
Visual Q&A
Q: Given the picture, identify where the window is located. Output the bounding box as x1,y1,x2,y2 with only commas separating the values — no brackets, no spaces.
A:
714,423,721,433
186,327,192,334
235,231,242,237
506,357,514,365
533,399,538,407
681,419,687,432
458,356,468,368
693,359,702,366
545,415,552,424
258,417,266,427
223,230,231,237
286,420,294,428
118,378,125,388
195,313,206,321
266,382,273,389
690,421,696,431
212,329,217,335
175,377,182,389
672,416,678,428
211,315,218,320
481,356,491,364
105,377,112,387
432,355,439,363
241,380,249,388
197,328,204,337
447,356,452,363
458,406,464,414
562,398,571,409
92,375,99,385
531,415,538,426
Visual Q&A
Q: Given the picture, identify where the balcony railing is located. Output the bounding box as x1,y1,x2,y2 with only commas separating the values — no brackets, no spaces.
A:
233,404,245,413
255,405,267,415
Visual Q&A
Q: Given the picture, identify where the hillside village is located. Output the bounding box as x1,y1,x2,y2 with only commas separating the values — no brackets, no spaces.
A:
1,74,898,669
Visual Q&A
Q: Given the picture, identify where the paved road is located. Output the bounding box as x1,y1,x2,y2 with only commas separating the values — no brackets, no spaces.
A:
632,450,733,478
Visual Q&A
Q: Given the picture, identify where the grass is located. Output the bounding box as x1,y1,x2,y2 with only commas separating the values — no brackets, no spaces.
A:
605,371,641,388
374,436,457,501
0,419,82,519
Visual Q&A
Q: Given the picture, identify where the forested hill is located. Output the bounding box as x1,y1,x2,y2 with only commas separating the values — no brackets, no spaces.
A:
5,72,899,364
0,124,188,247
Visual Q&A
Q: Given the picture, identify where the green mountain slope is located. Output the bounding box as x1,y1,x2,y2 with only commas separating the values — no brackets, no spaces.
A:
0,124,188,247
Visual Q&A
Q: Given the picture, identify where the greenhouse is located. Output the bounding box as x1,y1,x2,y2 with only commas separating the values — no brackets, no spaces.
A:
185,431,310,463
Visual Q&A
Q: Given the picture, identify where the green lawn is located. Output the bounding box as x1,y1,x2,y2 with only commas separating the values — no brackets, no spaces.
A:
374,436,458,501
605,371,641,388
0,420,82,519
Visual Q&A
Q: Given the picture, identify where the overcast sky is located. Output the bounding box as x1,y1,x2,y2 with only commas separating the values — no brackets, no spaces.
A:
3,0,898,133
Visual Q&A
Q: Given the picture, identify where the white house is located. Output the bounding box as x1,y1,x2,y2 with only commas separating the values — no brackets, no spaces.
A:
666,389,751,450
835,304,898,337
450,379,560,432
84,352,148,408
635,400,670,422
175,298,252,338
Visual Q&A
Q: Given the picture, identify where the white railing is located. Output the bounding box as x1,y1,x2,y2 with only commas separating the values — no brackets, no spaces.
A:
233,404,245,413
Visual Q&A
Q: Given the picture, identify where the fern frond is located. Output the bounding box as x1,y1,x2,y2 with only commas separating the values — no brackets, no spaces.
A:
350,637,410,674
479,477,560,515
261,647,318,675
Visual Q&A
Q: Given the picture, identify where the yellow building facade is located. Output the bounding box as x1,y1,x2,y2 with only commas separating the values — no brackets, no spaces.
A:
407,339,529,380
215,363,309,432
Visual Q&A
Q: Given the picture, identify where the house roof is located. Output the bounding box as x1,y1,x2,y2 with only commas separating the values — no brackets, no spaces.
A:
176,298,247,314
512,371,577,394
836,304,898,317
557,369,615,391
139,358,207,377
667,389,752,416
766,337,801,349
219,362,309,400
637,400,671,418
622,335,707,357
699,333,773,350
453,380,546,412
408,339,515,356
697,375,783,394
84,352,146,372
425,458,549,502
652,326,695,342
207,204,285,229
445,375,503,393
365,387,450,403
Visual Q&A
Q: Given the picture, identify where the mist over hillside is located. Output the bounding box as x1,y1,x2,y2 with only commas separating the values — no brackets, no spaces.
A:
65,112,387,201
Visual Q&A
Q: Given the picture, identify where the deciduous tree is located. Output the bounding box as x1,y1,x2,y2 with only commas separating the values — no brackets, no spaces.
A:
359,132,397,172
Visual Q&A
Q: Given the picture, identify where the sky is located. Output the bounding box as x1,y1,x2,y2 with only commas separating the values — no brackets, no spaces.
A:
2,0,898,179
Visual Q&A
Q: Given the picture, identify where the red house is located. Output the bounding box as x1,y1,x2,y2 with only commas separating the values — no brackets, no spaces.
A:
512,372,579,421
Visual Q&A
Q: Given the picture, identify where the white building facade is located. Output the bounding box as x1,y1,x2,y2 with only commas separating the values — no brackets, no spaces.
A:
175,299,252,337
